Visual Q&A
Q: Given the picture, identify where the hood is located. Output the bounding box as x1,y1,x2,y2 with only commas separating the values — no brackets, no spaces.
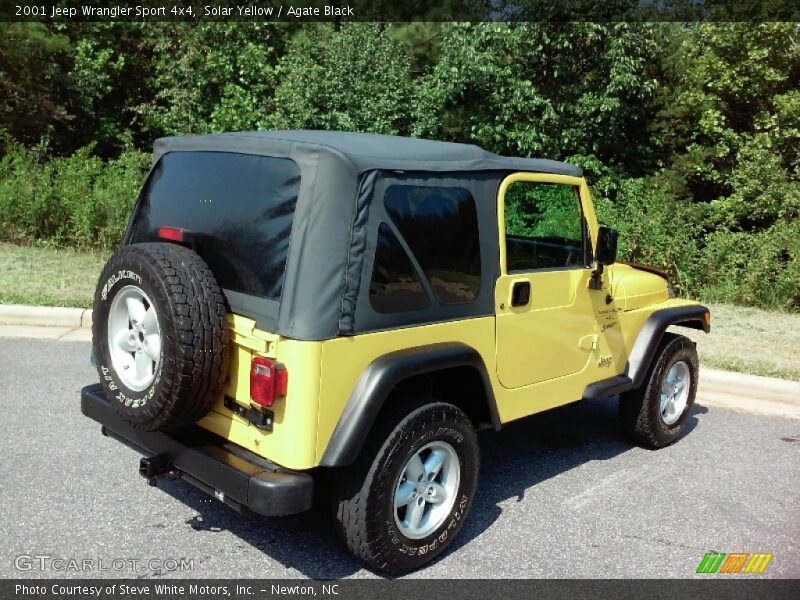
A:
610,263,671,311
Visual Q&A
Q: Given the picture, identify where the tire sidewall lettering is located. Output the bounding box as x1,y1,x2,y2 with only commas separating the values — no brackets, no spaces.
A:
101,360,162,409
100,269,142,301
380,415,476,565
96,266,164,413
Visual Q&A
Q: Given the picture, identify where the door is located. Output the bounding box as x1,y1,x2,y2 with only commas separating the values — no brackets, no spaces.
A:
495,173,597,389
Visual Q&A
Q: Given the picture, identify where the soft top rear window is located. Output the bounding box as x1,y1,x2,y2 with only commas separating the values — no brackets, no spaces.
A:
129,152,300,301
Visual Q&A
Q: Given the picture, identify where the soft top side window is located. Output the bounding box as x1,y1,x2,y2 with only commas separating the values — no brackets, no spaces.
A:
384,184,481,306
369,224,430,313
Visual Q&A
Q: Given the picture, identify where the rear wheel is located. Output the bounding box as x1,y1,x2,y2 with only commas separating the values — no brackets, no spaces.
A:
620,333,699,448
332,400,479,575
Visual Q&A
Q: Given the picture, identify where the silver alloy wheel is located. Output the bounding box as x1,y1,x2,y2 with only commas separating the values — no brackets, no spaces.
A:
107,285,162,392
393,440,460,540
659,360,691,425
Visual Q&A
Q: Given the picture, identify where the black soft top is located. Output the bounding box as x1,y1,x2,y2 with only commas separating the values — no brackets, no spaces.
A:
143,131,584,340
154,130,582,176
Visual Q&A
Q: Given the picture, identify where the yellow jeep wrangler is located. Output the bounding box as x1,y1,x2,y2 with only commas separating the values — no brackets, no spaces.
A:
82,131,710,574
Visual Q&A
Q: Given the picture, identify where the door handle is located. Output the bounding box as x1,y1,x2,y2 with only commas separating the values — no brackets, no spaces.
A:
511,281,531,307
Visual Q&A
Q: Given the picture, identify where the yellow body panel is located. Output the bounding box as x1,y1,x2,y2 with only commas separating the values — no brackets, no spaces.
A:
495,268,595,387
196,314,322,470
316,318,497,464
609,264,672,311
195,175,706,471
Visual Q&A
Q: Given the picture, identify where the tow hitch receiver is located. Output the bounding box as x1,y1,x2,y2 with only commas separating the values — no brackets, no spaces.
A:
83,384,313,516
139,455,179,486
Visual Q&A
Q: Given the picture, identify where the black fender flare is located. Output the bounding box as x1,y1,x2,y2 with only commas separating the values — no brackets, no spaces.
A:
319,342,499,467
583,304,710,400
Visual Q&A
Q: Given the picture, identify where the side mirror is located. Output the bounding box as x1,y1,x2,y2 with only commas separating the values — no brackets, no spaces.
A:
596,226,619,266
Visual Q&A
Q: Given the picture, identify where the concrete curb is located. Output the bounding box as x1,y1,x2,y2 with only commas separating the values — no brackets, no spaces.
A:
697,366,800,419
700,367,800,403
0,304,92,328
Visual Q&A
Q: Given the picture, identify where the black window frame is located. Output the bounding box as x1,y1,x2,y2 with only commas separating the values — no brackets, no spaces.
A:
503,181,592,274
353,171,500,335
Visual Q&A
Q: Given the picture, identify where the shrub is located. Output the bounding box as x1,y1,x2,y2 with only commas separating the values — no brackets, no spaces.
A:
0,144,149,249
697,221,800,312
597,176,800,312
596,177,703,297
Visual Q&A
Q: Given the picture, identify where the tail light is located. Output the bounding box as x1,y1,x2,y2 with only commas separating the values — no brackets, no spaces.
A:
250,357,288,408
157,226,185,242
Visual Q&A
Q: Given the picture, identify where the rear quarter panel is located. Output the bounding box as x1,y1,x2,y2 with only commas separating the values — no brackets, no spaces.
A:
315,317,497,465
196,314,322,470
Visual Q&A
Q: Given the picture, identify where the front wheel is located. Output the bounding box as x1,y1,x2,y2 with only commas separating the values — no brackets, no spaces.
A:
332,401,479,575
620,332,699,448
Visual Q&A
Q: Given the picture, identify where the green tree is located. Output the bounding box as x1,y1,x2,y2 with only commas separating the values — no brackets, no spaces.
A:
656,23,800,230
617,23,800,309
63,23,151,156
0,23,71,154
266,24,414,134
140,23,289,135
413,23,661,179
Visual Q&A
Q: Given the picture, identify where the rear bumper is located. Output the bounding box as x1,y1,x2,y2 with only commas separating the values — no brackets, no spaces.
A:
80,384,313,517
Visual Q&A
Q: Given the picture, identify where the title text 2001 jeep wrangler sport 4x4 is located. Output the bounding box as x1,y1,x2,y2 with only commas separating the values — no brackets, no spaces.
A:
82,131,710,574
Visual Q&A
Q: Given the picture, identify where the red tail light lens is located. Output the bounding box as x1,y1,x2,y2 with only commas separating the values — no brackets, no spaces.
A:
250,357,288,408
157,226,184,242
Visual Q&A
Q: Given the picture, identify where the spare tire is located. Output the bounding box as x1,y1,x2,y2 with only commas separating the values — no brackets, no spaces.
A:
92,242,231,432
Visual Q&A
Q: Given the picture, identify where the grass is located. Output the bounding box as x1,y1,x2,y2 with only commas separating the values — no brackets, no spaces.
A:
0,242,108,308
680,303,800,381
0,243,797,381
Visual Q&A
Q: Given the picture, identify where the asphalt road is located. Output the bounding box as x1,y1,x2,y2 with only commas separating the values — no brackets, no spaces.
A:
1,338,798,580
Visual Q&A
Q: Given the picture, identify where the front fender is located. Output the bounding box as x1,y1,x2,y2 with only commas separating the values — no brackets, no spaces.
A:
583,304,710,400
627,304,710,388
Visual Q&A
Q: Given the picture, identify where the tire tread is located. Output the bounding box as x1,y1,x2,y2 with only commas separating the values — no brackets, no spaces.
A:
93,242,230,431
620,332,698,449
332,400,478,574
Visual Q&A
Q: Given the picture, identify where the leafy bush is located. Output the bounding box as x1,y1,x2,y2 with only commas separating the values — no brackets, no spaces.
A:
266,23,414,134
0,23,797,312
598,176,800,311
0,144,149,248
697,222,800,312
596,177,703,296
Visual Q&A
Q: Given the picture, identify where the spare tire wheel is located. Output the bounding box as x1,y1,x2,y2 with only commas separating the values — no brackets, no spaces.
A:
92,242,231,432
